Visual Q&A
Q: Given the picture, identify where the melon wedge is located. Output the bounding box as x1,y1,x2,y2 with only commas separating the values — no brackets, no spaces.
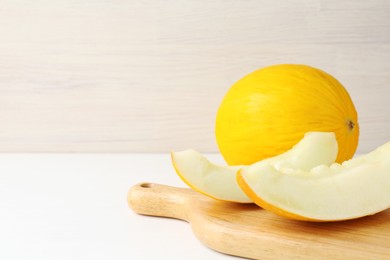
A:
171,149,249,202
237,142,390,221
171,132,338,203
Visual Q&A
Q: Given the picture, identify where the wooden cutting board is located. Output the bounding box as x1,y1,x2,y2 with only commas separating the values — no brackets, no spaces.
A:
128,182,390,260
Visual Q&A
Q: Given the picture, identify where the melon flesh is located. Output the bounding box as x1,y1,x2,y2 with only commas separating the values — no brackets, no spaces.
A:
238,142,390,221
171,132,338,203
171,150,248,202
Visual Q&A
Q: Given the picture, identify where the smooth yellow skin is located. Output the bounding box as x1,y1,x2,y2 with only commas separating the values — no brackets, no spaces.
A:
216,64,359,165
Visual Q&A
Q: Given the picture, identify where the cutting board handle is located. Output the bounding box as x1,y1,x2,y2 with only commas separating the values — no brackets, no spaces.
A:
127,183,193,221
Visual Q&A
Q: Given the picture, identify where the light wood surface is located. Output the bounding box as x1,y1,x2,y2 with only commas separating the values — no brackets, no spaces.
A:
128,183,390,260
0,1,389,153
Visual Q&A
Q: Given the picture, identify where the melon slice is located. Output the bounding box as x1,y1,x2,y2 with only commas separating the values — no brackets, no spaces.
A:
171,150,248,202
171,132,338,203
237,142,390,221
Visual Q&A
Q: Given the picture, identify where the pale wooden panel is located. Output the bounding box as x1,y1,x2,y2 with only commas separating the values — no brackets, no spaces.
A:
0,0,389,153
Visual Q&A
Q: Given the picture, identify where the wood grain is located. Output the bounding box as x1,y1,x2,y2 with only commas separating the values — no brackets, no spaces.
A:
128,183,390,260
0,0,389,152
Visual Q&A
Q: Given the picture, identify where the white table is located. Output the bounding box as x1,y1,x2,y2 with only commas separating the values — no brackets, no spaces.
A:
0,153,239,260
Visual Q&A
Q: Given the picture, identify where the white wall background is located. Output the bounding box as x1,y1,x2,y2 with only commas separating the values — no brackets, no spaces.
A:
0,0,389,153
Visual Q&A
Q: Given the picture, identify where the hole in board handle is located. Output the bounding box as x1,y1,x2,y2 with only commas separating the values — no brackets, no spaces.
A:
140,183,154,188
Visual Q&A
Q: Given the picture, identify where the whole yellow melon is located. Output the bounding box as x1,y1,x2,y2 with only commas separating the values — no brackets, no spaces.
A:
215,64,359,165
